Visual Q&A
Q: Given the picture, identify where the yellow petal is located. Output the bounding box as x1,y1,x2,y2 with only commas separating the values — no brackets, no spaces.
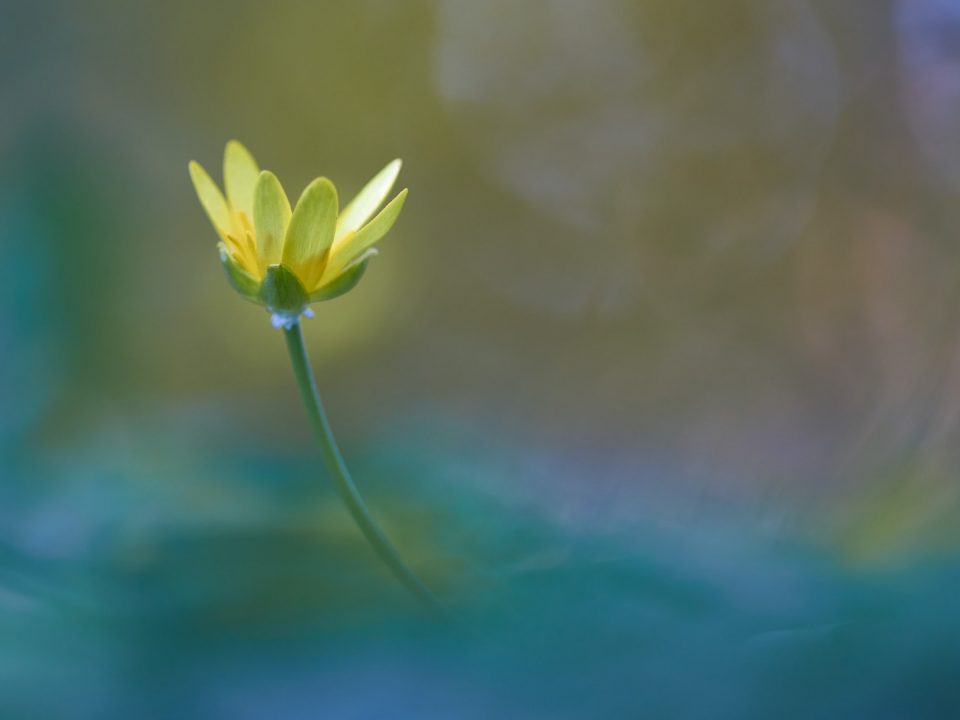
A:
296,252,330,293
223,140,260,220
336,159,402,241
218,242,262,301
282,177,338,288
224,233,261,279
310,248,377,302
323,189,407,283
188,161,234,239
253,171,292,270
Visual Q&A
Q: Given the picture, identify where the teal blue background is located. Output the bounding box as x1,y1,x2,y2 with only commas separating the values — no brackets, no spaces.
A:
3,1,960,717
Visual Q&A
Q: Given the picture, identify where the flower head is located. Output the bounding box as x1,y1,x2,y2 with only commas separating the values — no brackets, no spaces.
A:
189,141,407,327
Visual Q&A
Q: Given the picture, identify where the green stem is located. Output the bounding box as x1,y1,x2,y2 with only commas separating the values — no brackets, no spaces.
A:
283,321,441,610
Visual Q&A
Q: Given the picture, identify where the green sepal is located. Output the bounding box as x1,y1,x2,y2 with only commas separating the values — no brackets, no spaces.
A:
309,252,374,302
260,263,309,315
218,243,262,303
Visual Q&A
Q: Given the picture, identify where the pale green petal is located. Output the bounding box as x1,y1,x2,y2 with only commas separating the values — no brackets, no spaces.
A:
325,189,407,281
189,161,234,239
336,159,402,240
282,177,338,284
253,171,292,270
310,249,377,302
223,140,260,219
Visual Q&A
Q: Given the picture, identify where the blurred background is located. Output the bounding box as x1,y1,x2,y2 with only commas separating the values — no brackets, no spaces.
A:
3,0,960,717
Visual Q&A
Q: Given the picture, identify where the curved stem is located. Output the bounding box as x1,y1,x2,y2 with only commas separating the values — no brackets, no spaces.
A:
283,321,442,610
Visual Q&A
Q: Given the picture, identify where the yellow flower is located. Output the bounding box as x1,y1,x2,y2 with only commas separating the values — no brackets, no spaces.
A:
189,141,407,327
